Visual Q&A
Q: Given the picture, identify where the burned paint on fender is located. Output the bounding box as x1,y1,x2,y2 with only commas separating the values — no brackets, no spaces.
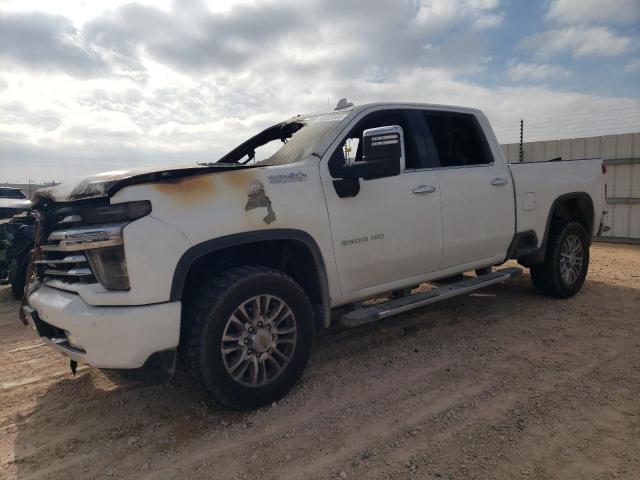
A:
148,169,254,204
146,168,277,226
245,180,276,225
151,175,215,204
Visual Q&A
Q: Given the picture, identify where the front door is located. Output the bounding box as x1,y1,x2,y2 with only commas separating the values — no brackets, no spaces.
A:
320,109,444,295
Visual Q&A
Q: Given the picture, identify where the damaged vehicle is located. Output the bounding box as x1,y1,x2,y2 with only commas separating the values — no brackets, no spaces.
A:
0,213,35,299
21,101,607,409
0,187,31,220
0,188,34,299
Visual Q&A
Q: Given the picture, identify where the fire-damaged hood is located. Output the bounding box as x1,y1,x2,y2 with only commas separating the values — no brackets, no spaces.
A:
31,163,252,206
30,110,350,207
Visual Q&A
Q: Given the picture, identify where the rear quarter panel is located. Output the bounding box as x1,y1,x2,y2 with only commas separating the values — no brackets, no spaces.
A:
509,159,606,245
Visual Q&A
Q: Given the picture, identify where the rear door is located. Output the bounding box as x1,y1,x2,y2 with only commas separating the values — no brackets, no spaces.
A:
420,110,515,269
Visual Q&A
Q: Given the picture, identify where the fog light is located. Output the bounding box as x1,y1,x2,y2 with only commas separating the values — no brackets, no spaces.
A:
65,331,84,350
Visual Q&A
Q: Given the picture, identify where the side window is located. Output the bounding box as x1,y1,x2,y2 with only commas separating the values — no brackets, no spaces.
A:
330,110,420,175
423,112,492,167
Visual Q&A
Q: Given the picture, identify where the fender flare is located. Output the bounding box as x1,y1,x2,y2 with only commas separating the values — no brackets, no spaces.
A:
169,229,330,322
523,192,594,264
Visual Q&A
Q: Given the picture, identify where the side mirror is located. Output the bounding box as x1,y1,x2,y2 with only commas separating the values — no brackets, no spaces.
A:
340,125,405,180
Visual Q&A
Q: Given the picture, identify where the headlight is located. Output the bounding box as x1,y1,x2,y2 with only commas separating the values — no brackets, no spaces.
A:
42,201,152,291
45,223,130,290
86,246,130,290
55,200,151,227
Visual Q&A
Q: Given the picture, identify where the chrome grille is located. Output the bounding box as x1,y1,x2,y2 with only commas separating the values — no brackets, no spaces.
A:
34,199,125,289
35,239,97,286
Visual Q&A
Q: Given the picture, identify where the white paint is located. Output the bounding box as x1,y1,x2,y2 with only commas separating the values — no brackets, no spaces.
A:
29,286,181,368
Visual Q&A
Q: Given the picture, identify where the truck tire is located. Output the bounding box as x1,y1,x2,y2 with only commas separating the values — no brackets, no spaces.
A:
9,254,30,300
530,220,589,298
181,266,314,410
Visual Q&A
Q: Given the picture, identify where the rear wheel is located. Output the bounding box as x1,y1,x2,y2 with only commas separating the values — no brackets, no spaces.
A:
181,266,314,410
530,221,589,298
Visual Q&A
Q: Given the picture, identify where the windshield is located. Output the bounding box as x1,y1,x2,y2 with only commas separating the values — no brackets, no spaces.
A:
215,113,346,166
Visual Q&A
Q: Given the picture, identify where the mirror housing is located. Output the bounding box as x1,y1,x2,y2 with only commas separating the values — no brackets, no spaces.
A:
340,125,404,180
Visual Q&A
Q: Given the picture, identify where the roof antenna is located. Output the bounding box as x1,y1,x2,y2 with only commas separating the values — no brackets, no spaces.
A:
334,98,354,110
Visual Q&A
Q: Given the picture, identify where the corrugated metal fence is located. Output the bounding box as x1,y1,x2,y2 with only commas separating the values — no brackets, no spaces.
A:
501,133,640,244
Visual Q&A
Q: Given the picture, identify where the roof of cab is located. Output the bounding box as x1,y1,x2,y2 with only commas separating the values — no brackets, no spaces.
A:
295,101,483,121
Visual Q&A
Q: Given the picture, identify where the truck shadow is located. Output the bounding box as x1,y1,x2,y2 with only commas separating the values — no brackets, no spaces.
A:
9,274,637,479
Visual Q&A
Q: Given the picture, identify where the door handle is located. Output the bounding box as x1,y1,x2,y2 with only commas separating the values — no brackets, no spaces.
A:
491,177,508,186
412,185,437,194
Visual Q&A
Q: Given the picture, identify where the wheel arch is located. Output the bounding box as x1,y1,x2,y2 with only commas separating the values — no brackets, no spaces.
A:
170,229,330,329
548,192,595,238
520,192,594,265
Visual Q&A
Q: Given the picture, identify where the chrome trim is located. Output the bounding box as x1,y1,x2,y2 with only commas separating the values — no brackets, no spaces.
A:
412,185,437,194
45,223,124,252
44,268,93,277
42,278,82,291
43,336,86,362
34,255,87,265
491,177,509,186
401,162,495,173
41,242,118,252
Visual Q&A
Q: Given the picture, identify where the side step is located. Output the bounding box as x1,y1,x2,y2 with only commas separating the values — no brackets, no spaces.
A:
340,267,522,328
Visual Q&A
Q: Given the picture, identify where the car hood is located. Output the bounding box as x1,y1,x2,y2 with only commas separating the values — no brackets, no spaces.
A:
31,163,252,205
0,198,32,219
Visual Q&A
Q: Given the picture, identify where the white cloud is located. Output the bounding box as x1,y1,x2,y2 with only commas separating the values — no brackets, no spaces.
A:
507,61,570,82
473,12,504,30
2,64,638,182
0,101,61,131
0,0,638,184
547,0,640,24
624,58,640,73
518,26,633,58
415,0,502,31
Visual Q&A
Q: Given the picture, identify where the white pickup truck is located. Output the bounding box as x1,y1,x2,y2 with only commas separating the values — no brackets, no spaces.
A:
22,101,607,409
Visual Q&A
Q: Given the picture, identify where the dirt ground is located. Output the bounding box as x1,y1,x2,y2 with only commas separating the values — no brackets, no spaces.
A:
0,242,639,480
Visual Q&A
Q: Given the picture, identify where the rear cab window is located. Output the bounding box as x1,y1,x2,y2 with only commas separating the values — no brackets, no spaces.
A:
422,111,493,168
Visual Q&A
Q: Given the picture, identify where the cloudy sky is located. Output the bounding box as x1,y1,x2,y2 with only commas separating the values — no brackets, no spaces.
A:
1,0,639,183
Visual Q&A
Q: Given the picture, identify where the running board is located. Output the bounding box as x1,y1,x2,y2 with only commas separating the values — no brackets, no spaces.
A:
340,267,522,328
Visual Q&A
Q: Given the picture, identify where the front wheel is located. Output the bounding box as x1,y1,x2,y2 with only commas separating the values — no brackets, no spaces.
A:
181,266,314,410
9,253,30,300
530,221,589,298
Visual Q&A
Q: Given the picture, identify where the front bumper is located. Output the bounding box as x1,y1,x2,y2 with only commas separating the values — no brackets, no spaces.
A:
25,285,181,369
